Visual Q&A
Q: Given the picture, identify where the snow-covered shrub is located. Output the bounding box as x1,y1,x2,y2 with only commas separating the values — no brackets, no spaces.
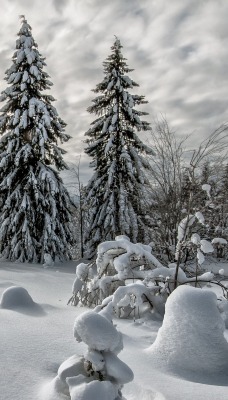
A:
48,304,133,400
69,235,228,319
175,211,214,263
69,236,168,317
148,285,228,382
173,207,228,289
94,282,166,319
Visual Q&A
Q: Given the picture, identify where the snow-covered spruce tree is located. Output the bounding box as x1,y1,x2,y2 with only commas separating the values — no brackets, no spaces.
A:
0,17,74,263
84,38,154,257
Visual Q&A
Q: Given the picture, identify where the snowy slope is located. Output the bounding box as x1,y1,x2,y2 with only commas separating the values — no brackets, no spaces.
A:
0,260,228,400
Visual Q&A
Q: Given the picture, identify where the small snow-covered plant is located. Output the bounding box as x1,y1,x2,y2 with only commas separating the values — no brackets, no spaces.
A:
95,282,166,319
68,261,97,307
53,305,133,400
69,235,170,317
68,235,228,319
175,212,212,270
88,261,228,320
174,209,216,286
172,128,228,285
172,127,228,269
172,206,228,297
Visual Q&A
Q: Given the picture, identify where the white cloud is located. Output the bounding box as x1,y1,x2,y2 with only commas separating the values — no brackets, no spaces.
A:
0,0,228,182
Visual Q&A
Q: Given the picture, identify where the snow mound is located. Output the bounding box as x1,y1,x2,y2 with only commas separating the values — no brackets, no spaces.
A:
1,286,35,309
148,286,228,382
67,378,117,400
74,311,122,352
40,376,70,400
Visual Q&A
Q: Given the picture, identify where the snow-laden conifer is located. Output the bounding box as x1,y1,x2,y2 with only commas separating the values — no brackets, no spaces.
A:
84,38,154,257
0,17,74,263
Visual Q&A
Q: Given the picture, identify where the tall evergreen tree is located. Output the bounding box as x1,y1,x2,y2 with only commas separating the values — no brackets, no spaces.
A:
84,38,154,257
0,17,74,263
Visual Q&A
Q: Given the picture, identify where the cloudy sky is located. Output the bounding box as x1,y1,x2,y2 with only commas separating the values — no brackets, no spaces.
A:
0,0,228,183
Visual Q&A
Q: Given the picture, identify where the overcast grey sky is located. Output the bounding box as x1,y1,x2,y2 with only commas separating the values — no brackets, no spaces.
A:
0,0,228,183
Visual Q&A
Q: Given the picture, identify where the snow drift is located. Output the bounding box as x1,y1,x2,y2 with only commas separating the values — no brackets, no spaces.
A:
1,285,35,309
148,285,228,384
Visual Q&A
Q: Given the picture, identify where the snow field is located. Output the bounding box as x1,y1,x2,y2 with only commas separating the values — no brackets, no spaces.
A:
1,261,228,400
0,261,82,400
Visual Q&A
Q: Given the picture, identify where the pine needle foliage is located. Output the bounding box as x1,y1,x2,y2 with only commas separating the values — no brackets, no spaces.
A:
84,38,154,257
0,17,74,263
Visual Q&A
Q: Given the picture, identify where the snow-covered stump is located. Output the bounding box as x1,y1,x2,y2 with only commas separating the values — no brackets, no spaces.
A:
148,285,228,384
47,307,133,400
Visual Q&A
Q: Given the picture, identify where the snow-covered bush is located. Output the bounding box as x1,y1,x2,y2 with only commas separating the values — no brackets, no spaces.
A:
175,211,213,263
173,207,228,289
48,304,133,400
69,235,228,319
147,122,228,264
69,236,168,317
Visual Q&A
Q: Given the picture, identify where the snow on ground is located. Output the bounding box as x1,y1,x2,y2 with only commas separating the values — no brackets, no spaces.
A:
0,260,81,400
0,260,228,400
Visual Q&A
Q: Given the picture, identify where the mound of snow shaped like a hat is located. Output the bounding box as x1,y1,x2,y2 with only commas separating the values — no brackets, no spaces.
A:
74,311,122,352
149,285,228,373
1,286,35,309
67,376,117,400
